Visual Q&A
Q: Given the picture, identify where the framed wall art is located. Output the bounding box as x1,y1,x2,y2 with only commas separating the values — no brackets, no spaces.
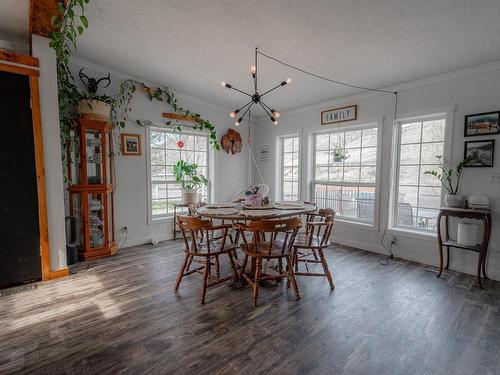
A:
464,139,495,167
321,105,357,125
464,111,500,137
121,133,142,156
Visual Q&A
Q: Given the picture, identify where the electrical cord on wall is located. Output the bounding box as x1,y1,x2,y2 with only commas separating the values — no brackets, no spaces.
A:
378,92,399,265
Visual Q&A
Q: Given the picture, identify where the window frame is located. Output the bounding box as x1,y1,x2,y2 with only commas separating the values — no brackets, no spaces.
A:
146,126,211,223
389,107,454,236
310,121,382,228
277,134,301,202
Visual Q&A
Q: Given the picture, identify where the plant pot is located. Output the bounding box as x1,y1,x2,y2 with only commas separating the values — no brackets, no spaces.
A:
181,188,198,204
445,194,464,208
78,99,111,120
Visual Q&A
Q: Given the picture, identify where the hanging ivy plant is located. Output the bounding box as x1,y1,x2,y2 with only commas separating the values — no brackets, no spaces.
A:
49,0,90,162
113,80,220,151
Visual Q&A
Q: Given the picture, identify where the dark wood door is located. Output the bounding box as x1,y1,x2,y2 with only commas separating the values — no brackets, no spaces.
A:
0,70,42,288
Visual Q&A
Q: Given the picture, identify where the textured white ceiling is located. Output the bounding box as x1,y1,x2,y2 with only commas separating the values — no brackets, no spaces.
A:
0,0,29,42
2,1,500,115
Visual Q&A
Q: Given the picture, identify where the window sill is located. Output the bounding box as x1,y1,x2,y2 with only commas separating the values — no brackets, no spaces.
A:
387,227,437,242
334,218,379,232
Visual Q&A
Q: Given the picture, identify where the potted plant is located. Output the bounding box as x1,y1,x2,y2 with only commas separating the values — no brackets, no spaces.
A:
424,155,472,207
244,185,264,207
332,144,349,162
173,160,208,204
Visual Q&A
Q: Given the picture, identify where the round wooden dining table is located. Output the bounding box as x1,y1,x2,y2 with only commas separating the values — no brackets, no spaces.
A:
196,202,317,221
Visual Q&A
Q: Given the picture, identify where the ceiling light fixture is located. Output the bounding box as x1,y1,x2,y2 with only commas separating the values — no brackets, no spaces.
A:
221,47,291,127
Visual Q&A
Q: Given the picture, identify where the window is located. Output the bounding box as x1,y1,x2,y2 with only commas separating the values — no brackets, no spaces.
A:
279,135,300,201
148,128,209,219
392,115,446,232
312,125,379,224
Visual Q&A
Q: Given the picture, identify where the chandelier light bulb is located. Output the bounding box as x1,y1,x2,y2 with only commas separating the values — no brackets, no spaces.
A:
221,81,226,87
274,120,279,126
235,117,243,126
286,77,292,84
250,65,257,74
229,111,236,118
271,109,281,118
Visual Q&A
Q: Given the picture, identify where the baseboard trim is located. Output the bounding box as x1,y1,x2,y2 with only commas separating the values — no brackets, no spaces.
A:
45,267,70,281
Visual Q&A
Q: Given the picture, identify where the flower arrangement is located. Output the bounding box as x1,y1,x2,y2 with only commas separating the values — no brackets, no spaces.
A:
244,185,263,207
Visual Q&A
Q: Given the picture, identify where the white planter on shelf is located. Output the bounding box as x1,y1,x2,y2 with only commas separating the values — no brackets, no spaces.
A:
445,194,464,208
181,188,198,204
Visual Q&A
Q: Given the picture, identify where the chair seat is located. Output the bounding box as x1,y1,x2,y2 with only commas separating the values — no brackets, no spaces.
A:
184,241,236,256
240,240,292,258
293,234,330,249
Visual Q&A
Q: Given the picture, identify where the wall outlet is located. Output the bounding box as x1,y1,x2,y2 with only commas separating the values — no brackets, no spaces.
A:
121,226,128,233
489,170,500,183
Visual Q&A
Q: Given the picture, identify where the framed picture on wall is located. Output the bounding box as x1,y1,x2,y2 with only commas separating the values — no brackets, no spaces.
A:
464,111,500,137
464,139,495,167
121,133,142,155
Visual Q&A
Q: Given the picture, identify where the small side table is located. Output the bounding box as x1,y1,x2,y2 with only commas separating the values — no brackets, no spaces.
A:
172,203,204,240
436,207,492,288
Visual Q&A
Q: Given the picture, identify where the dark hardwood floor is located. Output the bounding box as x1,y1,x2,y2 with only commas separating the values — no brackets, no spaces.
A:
1,240,499,375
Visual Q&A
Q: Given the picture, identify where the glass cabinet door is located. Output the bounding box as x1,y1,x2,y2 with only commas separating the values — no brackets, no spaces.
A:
85,129,104,185
88,192,105,249
70,192,83,247
106,130,113,186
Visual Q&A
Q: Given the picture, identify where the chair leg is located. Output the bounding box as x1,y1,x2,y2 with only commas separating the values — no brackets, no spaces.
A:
215,255,220,278
312,249,319,261
294,251,299,272
318,249,335,290
200,258,210,305
277,258,284,284
175,254,189,291
253,258,262,307
287,256,300,301
227,251,240,286
240,254,249,282
185,255,193,272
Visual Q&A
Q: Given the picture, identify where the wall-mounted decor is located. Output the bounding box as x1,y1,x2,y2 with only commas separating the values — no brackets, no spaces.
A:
321,105,357,125
464,139,495,167
221,128,243,155
464,111,500,137
260,146,270,162
121,133,142,156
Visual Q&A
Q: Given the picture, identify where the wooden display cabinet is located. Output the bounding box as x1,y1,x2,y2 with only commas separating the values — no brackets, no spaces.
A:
68,118,118,260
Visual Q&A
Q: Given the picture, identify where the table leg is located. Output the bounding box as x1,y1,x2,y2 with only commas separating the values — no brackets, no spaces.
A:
436,212,444,278
477,250,483,289
173,207,177,240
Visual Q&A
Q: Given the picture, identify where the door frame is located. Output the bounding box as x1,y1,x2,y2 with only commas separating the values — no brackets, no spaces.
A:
0,52,64,281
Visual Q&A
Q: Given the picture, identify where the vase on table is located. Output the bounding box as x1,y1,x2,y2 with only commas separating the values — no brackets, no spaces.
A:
445,194,464,208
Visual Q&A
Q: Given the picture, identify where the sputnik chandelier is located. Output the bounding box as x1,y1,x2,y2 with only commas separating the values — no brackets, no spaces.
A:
221,48,291,127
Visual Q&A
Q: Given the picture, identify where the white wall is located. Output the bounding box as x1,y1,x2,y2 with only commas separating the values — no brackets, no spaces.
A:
32,35,68,271
252,62,500,281
69,58,249,247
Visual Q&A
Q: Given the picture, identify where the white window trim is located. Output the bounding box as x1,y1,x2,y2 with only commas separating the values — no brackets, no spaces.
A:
388,105,455,237
146,126,213,224
276,133,301,202
309,120,383,229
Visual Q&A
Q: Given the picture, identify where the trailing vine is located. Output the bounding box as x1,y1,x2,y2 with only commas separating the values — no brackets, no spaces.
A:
112,80,220,150
49,0,220,166
49,0,90,161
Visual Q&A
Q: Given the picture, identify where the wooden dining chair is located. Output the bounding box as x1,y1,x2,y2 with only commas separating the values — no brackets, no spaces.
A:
236,217,302,307
292,208,335,289
175,215,239,305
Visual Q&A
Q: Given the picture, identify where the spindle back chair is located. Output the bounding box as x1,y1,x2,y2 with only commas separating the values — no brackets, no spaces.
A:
236,217,302,307
175,215,238,304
